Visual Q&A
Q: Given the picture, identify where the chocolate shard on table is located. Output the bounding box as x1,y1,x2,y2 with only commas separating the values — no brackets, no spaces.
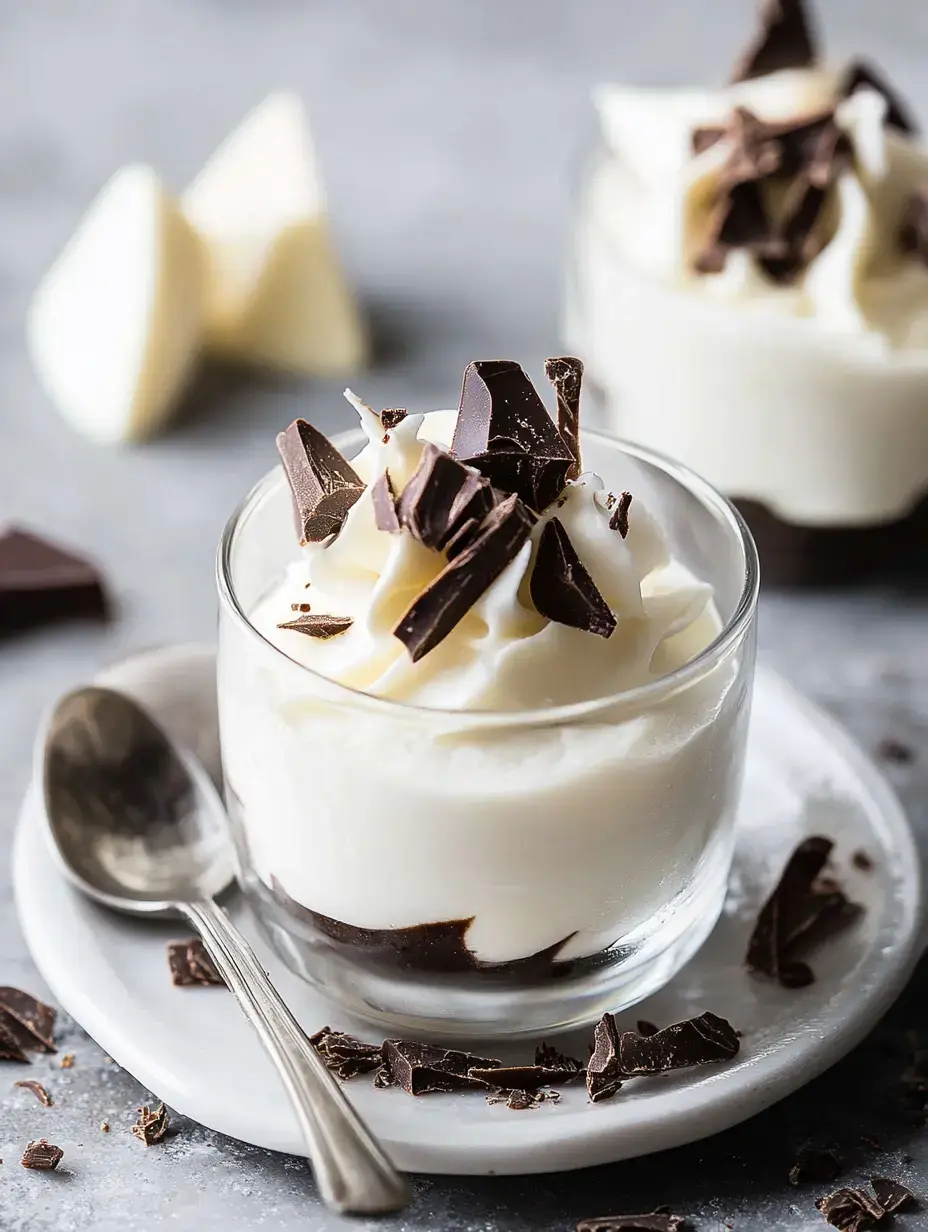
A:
789,1146,842,1185
394,493,534,662
587,1013,623,1103
0,527,108,639
815,1186,886,1231
618,1012,739,1075
277,613,353,639
14,1079,54,1107
167,939,224,988
870,1176,916,1214
132,1102,170,1145
451,360,574,512
20,1139,63,1170
530,518,616,639
746,836,863,988
577,1211,685,1232
379,1039,501,1096
277,418,365,544
371,471,401,534
841,59,918,135
0,987,57,1053
731,0,819,84
900,188,928,265
309,1027,383,1080
0,1017,29,1063
609,492,633,539
544,356,584,481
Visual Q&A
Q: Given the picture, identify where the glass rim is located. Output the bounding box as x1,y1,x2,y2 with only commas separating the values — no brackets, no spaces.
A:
216,424,760,725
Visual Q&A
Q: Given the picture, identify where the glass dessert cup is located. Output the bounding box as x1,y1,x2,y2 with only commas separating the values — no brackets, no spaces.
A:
217,428,759,1039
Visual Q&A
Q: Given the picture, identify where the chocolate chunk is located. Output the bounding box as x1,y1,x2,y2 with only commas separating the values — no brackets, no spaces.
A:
900,189,928,265
469,1063,585,1091
487,1087,559,1110
132,1103,169,1145
746,837,863,987
0,1017,29,1063
15,1080,53,1107
530,518,616,639
380,408,407,434
0,988,57,1053
852,849,874,872
789,1146,842,1185
277,613,353,639
277,419,365,545
0,527,108,638
394,493,533,662
609,492,633,539
397,444,475,550
723,107,785,184
696,180,774,274
587,1013,623,1103
841,60,918,135
870,1176,916,1214
577,1213,685,1232
544,356,584,481
380,1039,500,1096
618,1012,739,1075
731,0,818,83
20,1139,63,1170
443,472,498,556
452,360,574,512
167,939,224,988
759,180,829,281
309,1027,383,1080
636,1020,659,1037
816,1187,885,1231
534,1042,586,1076
371,471,401,534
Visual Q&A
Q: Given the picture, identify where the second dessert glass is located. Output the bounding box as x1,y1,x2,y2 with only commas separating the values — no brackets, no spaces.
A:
217,428,758,1039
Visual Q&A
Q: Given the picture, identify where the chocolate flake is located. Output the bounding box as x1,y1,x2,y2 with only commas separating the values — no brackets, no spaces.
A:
380,407,408,434
309,1027,383,1080
619,1012,739,1075
530,518,616,639
577,1212,685,1232
841,60,918,135
609,492,633,539
697,180,773,274
167,939,224,988
452,360,574,512
277,613,353,639
379,1039,501,1096
870,1176,917,1214
746,837,863,987
469,1062,585,1091
132,1103,169,1145
544,356,584,481
20,1139,63,1170
534,1042,586,1076
394,493,533,662
371,471,401,534
0,527,108,638
789,1146,842,1185
487,1087,560,1110
587,1013,623,1103
816,1186,886,1232
900,190,928,265
731,0,819,83
0,988,57,1054
277,419,365,545
14,1080,53,1108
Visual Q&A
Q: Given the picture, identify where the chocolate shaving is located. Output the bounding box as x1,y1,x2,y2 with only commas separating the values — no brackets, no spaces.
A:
277,419,365,545
530,517,616,639
816,1187,886,1231
167,939,224,988
379,1039,500,1096
587,1013,623,1103
609,492,633,539
15,1080,53,1107
132,1102,169,1145
544,356,584,481
746,837,863,987
20,1139,63,1170
841,60,918,135
789,1146,842,1185
852,850,874,872
380,407,408,434
277,613,353,639
487,1087,560,1110
618,1012,739,1075
0,527,107,639
0,988,57,1053
309,1027,383,1080
577,1212,685,1232
900,189,928,265
394,493,533,662
452,360,573,512
731,0,819,83
371,471,401,534
870,1176,916,1214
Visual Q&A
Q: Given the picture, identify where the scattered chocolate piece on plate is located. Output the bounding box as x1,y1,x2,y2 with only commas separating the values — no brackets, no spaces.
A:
371,471,401,534
487,1087,560,1111
14,1080,53,1108
609,492,633,539
816,1186,885,1231
731,0,819,84
0,987,57,1053
851,850,875,873
59,1053,75,1069
469,1063,584,1091
587,1013,623,1103
167,939,224,988
530,517,616,639
577,1210,685,1232
132,1103,170,1145
544,356,584,481
0,527,108,639
309,1027,383,1080
277,418,366,544
789,1146,842,1185
870,1176,917,1214
841,60,918,135
876,736,915,765
379,1039,500,1096
20,1139,63,1170
277,613,353,639
618,1012,740,1075
534,1042,586,1076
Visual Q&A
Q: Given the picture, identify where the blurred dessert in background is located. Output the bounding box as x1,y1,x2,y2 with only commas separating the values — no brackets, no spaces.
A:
28,94,365,445
567,0,928,583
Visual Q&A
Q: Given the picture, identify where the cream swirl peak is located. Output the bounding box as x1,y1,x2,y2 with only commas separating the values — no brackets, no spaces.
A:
253,360,717,710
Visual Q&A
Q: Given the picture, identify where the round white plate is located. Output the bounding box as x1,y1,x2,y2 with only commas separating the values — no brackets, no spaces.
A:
14,645,925,1175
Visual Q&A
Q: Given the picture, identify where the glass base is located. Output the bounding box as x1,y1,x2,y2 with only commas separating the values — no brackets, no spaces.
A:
239,843,732,1041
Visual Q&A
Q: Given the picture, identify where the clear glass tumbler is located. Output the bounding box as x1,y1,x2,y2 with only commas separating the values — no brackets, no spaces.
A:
216,427,758,1039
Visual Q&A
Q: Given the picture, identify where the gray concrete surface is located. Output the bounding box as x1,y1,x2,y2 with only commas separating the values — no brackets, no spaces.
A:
1,0,927,1228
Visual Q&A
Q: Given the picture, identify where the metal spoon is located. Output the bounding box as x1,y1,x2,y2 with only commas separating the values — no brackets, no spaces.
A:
42,684,409,1216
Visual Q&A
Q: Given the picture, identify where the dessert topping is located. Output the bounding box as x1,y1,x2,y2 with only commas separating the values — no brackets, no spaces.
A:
529,518,617,639
609,492,633,539
277,418,365,544
731,0,819,84
132,1102,170,1145
276,613,353,639
577,1211,686,1232
309,1027,384,1080
544,356,584,481
20,1139,63,1170
371,471,401,534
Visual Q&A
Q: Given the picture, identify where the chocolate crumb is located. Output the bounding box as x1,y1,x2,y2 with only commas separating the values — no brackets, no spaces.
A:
534,1042,586,1076
14,1080,53,1108
852,850,875,873
380,1039,501,1096
20,1139,63,1170
132,1103,169,1146
876,736,915,765
168,939,224,988
371,471,401,534
101,1121,110,1133
577,1211,685,1232
609,492,633,539
276,418,365,545
290,602,312,613
309,1027,383,1080
277,613,353,639
789,1146,842,1185
60,1053,75,1069
816,1186,886,1231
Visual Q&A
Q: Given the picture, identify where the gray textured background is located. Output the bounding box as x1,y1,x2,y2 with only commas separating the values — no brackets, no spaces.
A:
1,1,927,1228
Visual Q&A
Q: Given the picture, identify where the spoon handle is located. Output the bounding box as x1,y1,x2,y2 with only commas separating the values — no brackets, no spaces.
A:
180,899,409,1215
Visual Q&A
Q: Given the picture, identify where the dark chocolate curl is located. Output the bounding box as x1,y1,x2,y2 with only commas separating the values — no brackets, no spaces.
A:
277,419,365,544
530,517,616,639
544,356,583,480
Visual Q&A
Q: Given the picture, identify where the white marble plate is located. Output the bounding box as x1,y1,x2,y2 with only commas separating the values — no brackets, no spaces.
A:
13,645,925,1175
